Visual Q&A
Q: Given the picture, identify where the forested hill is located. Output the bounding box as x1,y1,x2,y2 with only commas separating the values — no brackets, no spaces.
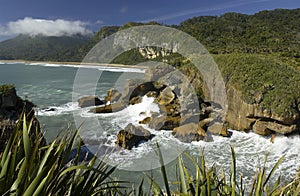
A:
178,8,300,56
0,34,90,61
0,8,299,62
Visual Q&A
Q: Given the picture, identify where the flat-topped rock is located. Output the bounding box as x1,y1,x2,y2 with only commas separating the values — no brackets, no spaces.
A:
172,123,206,143
78,96,104,108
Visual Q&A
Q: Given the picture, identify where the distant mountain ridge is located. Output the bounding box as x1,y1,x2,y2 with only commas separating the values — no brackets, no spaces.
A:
0,34,90,61
0,8,299,62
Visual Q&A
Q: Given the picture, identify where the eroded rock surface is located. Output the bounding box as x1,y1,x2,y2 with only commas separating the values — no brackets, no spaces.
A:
115,123,154,150
78,96,104,108
172,123,206,143
226,86,299,135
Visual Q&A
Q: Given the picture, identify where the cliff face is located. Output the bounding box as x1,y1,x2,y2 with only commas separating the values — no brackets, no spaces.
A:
123,46,300,136
226,86,299,135
0,85,46,152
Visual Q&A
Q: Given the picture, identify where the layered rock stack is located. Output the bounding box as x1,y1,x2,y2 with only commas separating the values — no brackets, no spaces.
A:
225,86,300,136
0,85,46,152
85,64,230,148
83,60,300,150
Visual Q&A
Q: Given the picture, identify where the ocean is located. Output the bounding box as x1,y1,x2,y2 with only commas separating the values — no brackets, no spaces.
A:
1,61,299,189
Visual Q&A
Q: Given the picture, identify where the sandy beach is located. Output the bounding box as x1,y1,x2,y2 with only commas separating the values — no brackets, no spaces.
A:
0,60,149,69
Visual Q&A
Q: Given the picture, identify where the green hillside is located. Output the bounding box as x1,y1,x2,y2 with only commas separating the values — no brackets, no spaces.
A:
0,9,299,64
0,34,89,61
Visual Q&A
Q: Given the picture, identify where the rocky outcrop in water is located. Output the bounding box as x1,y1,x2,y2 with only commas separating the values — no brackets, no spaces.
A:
78,96,104,108
89,102,125,113
0,85,46,152
172,123,206,143
104,89,121,103
90,58,300,149
115,123,154,150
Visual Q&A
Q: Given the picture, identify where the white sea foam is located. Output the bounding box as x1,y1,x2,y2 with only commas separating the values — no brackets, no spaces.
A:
68,95,300,180
27,62,145,73
83,96,160,127
36,102,80,116
190,130,300,186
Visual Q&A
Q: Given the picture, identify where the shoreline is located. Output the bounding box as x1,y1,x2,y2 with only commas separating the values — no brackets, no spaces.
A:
0,59,149,69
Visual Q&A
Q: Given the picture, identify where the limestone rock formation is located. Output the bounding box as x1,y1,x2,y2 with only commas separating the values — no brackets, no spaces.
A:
115,123,154,150
90,102,125,113
156,87,176,105
149,115,181,130
172,123,206,143
105,89,121,103
207,122,231,137
144,63,175,82
78,96,104,108
139,117,151,124
226,86,299,135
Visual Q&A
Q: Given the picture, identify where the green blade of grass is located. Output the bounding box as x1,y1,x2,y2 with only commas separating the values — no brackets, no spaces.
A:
255,167,265,196
22,115,32,161
145,173,163,195
263,155,285,187
156,142,171,196
230,146,236,196
178,156,188,194
37,140,56,174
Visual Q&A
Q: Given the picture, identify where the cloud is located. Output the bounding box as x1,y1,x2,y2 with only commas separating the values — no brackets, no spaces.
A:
95,20,104,25
0,17,92,37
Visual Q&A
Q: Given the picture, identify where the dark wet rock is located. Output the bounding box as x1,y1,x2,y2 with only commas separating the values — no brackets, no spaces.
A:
156,87,176,106
44,107,56,112
139,117,151,124
78,96,104,108
129,96,143,105
158,99,181,117
0,87,18,109
129,82,164,104
90,102,125,113
120,79,142,102
0,85,46,152
115,123,154,150
198,118,213,129
105,89,121,103
172,123,206,143
145,91,158,98
149,115,181,130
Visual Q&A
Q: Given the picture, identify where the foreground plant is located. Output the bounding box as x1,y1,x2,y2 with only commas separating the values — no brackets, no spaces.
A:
142,144,299,196
0,115,123,195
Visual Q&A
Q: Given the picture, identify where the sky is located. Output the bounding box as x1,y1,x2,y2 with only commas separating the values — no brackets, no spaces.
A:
0,0,299,41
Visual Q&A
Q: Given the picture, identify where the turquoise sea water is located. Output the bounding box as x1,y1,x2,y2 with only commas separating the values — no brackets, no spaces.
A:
1,62,299,189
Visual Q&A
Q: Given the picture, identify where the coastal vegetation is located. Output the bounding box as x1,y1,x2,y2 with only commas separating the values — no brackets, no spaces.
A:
0,9,299,65
0,116,121,195
0,116,299,195
0,8,300,195
0,84,14,95
0,34,89,61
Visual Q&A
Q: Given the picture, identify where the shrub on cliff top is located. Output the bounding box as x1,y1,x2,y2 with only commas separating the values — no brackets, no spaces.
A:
0,84,15,95
214,53,300,117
